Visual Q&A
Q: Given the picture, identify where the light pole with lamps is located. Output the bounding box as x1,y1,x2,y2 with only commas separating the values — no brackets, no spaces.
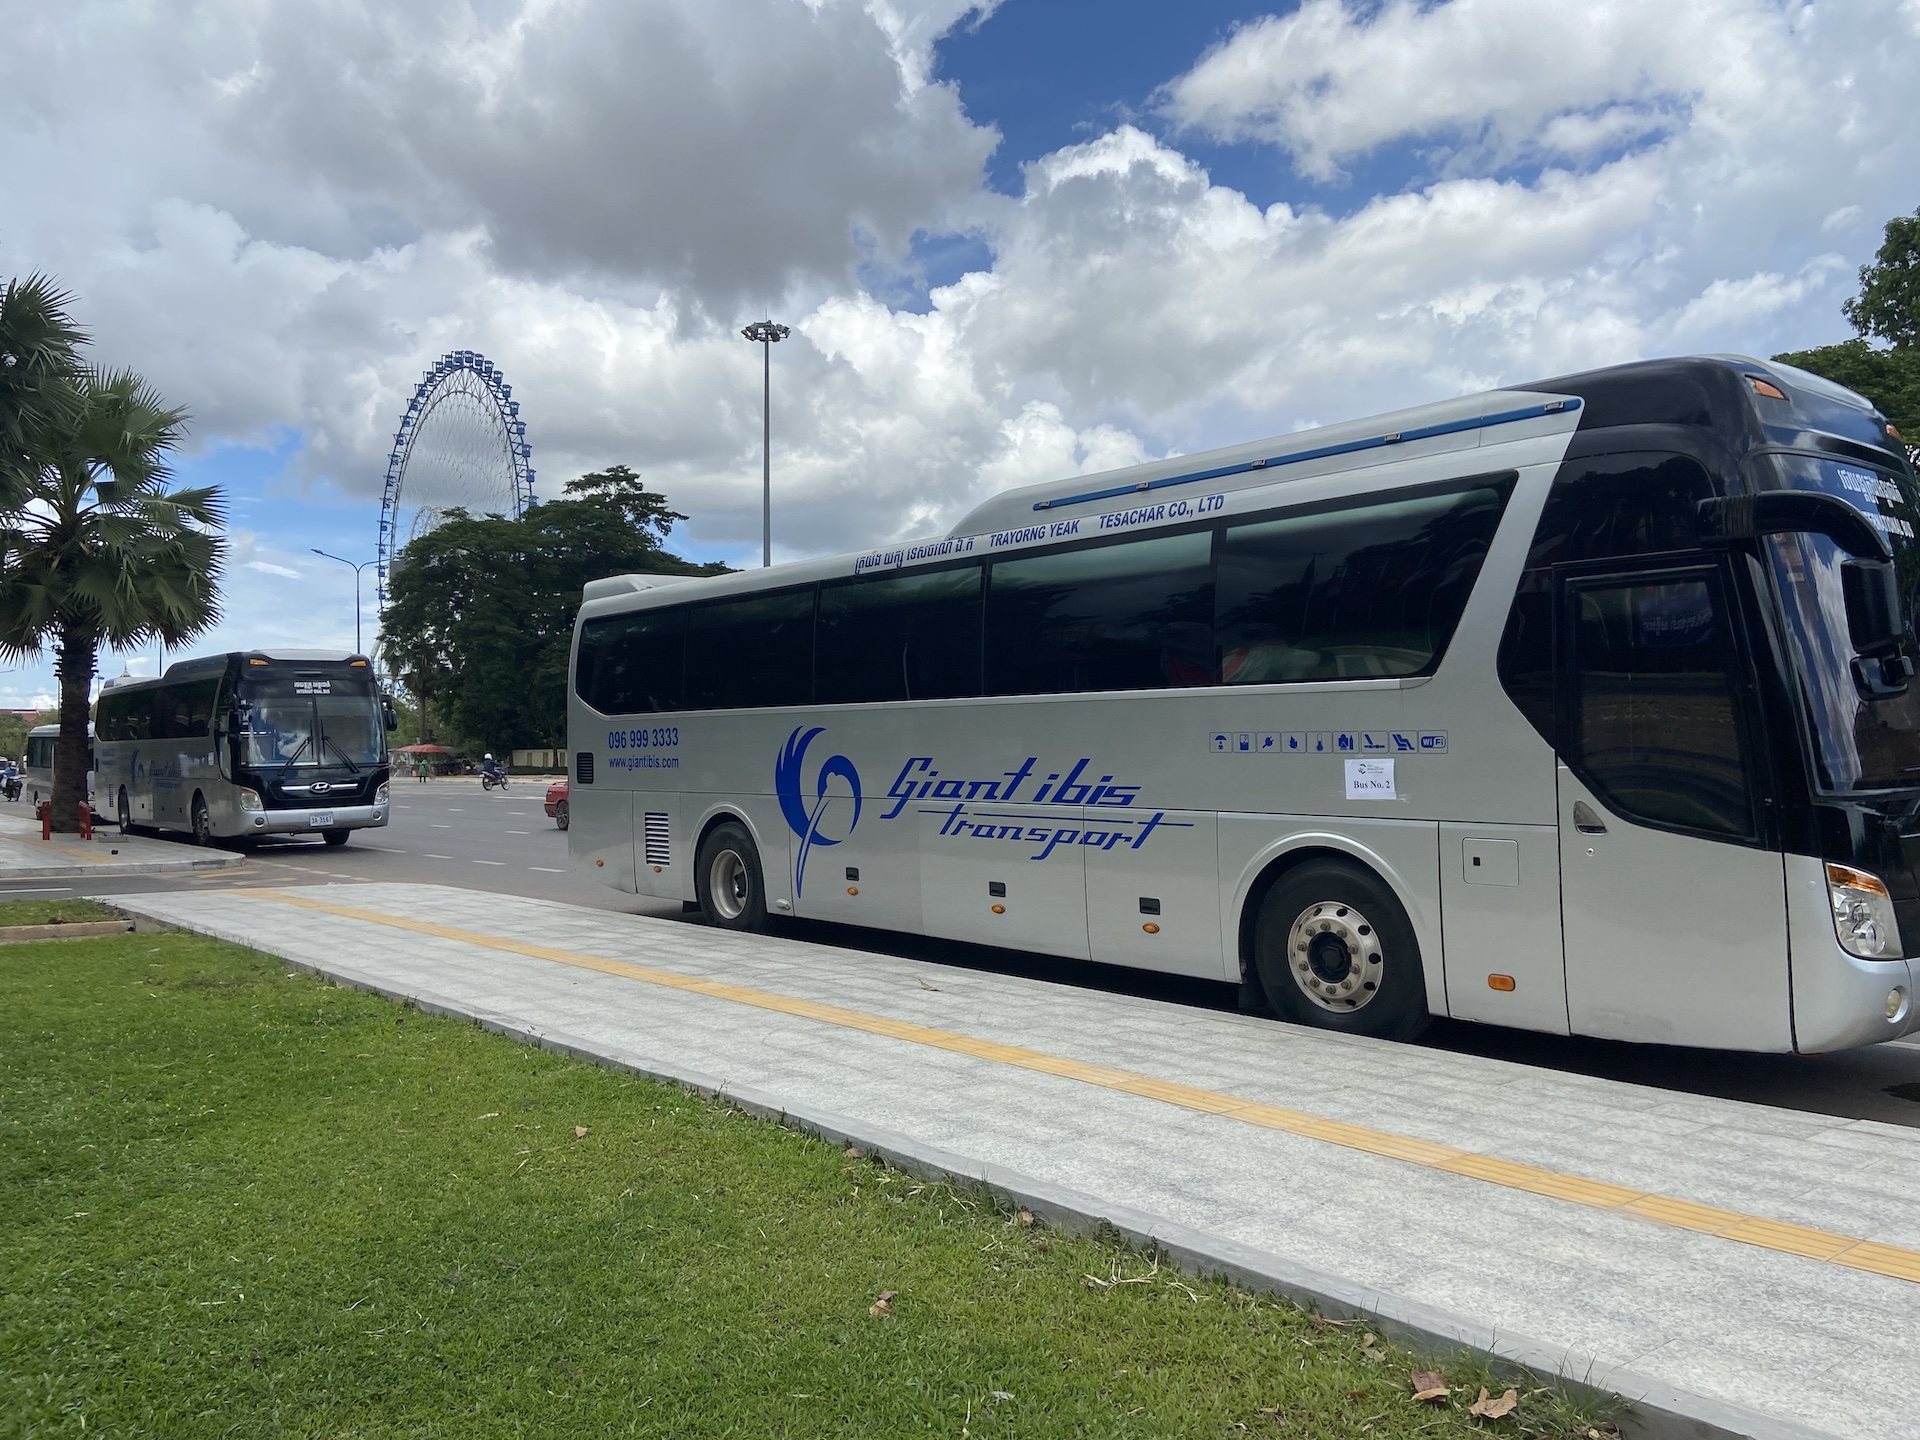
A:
740,320,790,567
311,549,377,656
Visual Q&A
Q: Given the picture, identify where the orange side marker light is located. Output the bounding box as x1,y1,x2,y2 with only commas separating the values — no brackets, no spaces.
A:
1142,923,1160,934
991,904,1006,915
1488,974,1516,992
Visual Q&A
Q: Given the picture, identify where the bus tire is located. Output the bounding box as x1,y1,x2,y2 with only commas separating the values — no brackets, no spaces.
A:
555,799,569,831
190,795,212,847
322,829,349,847
696,821,768,932
118,787,135,834
1253,859,1430,1042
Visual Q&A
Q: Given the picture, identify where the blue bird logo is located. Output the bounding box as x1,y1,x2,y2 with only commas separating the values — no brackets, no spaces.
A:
774,726,861,897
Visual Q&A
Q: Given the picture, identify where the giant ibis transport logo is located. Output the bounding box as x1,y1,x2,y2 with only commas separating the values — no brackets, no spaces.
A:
775,726,862,897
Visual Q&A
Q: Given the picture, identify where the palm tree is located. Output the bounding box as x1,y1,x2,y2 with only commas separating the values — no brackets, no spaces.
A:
1,274,87,514
0,368,224,831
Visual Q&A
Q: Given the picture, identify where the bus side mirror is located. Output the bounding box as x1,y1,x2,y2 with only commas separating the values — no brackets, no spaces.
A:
1842,558,1913,698
383,697,399,733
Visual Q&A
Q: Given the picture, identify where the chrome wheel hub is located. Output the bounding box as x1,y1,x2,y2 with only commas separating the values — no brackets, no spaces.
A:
709,849,749,920
1285,900,1384,1012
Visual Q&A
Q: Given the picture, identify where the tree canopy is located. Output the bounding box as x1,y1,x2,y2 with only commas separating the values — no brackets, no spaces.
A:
380,468,724,751
1775,206,1920,459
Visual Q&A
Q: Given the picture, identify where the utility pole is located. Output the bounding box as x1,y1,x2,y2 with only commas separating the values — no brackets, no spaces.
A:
311,549,377,655
740,321,790,566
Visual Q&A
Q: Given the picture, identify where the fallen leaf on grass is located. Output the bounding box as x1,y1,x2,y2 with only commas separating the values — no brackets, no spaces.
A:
1409,1371,1449,1402
1344,1390,1369,1400
989,1390,1014,1401
919,979,940,991
1362,1344,1389,1364
1468,1387,1519,1419
477,1112,500,1120
868,1290,896,1317
844,1145,865,1159
573,1126,589,1138
1016,1207,1036,1227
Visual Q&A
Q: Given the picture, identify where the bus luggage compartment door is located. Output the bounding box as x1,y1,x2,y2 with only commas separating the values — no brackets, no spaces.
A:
916,805,1090,960
1439,822,1568,1032
1086,809,1221,978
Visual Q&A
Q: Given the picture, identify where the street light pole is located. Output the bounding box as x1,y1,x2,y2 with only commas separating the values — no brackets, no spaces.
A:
740,320,790,567
311,550,376,656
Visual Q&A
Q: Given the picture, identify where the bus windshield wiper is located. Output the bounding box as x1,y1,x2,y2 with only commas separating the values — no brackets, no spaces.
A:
277,734,313,771
322,733,362,773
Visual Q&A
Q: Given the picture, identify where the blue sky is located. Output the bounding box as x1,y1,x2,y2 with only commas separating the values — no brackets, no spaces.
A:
5,0,1916,711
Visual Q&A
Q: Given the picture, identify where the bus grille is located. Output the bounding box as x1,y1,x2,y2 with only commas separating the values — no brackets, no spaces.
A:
576,751,594,785
643,812,670,867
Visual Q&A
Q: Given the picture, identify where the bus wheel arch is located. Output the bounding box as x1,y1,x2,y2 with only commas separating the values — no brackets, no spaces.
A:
1236,841,1434,1041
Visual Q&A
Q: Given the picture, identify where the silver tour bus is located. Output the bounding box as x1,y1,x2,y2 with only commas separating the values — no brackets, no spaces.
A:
95,650,395,845
567,356,1920,1054
22,722,95,813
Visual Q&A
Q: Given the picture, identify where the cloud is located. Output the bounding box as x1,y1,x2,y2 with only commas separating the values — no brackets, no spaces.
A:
2,0,1918,591
245,560,303,579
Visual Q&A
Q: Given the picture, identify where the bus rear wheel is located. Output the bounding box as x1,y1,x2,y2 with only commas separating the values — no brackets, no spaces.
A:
696,821,768,932
1254,859,1429,1042
117,787,135,835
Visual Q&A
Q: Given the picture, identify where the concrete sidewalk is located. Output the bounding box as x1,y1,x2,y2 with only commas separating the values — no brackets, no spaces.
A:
108,882,1920,1440
0,806,244,880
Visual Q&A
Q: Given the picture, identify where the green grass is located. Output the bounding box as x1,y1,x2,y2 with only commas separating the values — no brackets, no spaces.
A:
1,932,1615,1438
0,897,115,927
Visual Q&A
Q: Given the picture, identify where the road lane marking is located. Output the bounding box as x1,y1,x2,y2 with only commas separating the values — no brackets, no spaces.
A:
424,854,453,860
528,866,567,873
473,860,505,866
233,889,1920,1287
431,824,452,829
0,886,74,894
504,830,530,835
357,845,407,854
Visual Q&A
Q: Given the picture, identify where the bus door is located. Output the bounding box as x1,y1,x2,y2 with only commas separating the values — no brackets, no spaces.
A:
1554,563,1792,1049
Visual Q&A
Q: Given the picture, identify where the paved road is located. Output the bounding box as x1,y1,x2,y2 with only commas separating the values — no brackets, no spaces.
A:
7,777,1918,1128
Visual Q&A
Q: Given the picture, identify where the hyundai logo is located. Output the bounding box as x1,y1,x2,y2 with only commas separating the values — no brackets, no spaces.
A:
309,781,332,795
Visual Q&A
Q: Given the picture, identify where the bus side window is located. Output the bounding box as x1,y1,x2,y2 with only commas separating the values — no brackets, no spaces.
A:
817,566,982,705
1564,572,1755,838
686,588,816,710
986,530,1214,696
578,607,686,715
1216,482,1508,686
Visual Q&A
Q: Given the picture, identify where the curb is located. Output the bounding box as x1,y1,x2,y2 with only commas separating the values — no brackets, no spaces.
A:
102,899,1841,1440
0,852,245,882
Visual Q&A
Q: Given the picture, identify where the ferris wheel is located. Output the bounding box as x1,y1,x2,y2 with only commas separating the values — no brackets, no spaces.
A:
377,349,535,602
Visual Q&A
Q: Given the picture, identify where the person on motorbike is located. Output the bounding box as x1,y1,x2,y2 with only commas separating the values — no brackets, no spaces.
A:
0,758,18,803
479,752,508,790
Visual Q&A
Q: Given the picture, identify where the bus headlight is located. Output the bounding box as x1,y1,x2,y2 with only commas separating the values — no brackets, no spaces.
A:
237,788,264,813
375,782,389,806
1825,863,1903,960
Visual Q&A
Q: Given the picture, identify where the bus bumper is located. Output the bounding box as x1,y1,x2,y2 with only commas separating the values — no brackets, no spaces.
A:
246,804,389,836
1787,855,1920,1052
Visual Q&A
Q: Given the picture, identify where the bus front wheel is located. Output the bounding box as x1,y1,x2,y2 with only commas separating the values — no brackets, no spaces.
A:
117,787,135,835
190,796,212,847
322,829,349,847
1254,859,1430,1042
696,821,768,932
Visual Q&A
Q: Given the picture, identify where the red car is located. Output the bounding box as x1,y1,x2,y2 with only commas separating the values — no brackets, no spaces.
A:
544,778,569,830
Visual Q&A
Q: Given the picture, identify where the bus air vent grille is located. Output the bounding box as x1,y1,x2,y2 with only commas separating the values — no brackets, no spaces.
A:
576,751,594,785
643,812,670,867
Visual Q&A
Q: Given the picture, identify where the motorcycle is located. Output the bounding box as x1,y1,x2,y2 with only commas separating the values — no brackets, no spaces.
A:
480,769,509,792
1,774,19,803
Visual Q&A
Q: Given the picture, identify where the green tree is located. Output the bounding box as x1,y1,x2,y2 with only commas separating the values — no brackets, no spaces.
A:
1844,207,1920,350
1775,207,1920,461
381,472,724,752
0,365,224,830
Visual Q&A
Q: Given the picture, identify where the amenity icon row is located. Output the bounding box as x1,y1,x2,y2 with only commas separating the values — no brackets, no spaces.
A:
1210,730,1449,756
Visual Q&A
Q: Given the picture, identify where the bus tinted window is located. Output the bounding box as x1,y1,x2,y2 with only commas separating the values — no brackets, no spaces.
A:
817,566,982,704
98,689,150,742
986,531,1214,696
1568,574,1753,836
577,608,685,714
149,678,220,740
686,588,816,710
1218,484,1509,684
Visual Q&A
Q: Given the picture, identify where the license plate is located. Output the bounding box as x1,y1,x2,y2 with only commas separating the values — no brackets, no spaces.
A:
309,812,335,827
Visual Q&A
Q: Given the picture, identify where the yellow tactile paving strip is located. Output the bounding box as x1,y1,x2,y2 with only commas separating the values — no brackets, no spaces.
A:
241,888,1920,1285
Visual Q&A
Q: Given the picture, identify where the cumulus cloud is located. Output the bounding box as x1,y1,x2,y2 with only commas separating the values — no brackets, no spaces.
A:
2,0,1918,591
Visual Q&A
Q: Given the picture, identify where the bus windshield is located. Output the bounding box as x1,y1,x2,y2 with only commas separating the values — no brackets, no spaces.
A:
1761,452,1920,792
239,675,384,770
